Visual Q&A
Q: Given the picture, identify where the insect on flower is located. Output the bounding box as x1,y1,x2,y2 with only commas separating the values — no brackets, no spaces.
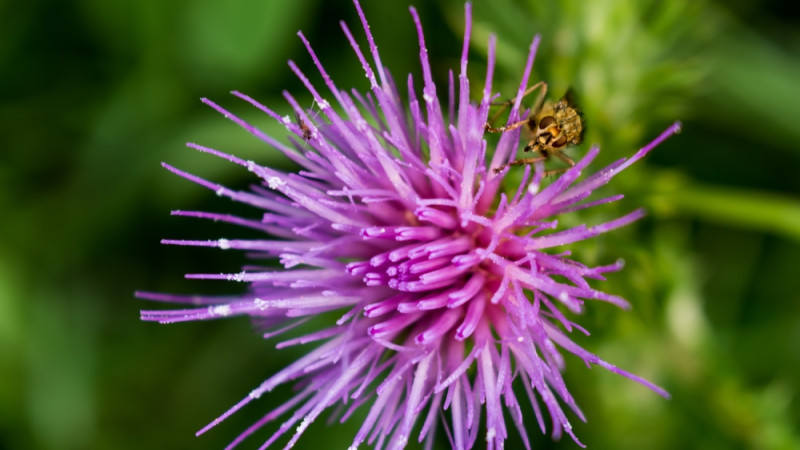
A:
295,112,313,141
486,81,584,174
138,0,681,448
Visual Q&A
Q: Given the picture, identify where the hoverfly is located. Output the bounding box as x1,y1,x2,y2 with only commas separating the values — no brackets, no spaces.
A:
485,81,584,175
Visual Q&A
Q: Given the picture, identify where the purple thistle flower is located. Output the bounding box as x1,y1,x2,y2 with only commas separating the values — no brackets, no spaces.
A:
139,1,680,448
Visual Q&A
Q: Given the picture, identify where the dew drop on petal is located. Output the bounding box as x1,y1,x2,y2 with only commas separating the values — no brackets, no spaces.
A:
267,176,285,189
228,272,245,282
254,298,268,310
212,305,231,316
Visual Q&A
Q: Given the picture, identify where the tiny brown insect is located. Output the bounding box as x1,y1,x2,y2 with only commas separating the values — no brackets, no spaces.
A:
485,81,584,175
296,112,313,141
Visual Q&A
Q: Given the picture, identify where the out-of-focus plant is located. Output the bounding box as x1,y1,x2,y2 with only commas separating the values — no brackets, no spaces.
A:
2,0,799,448
439,1,800,449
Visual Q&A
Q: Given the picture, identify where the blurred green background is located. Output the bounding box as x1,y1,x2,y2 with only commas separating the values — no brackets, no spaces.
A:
2,0,799,449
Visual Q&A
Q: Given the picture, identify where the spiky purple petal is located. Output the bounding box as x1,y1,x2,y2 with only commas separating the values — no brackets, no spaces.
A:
141,1,679,448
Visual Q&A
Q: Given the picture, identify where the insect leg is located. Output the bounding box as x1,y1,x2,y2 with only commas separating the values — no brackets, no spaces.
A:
531,152,576,177
487,100,514,126
527,81,548,116
485,119,528,134
554,151,575,167
543,167,570,177
493,155,548,174
484,81,548,133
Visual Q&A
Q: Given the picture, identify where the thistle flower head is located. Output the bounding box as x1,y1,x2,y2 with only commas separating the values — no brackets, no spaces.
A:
140,1,679,448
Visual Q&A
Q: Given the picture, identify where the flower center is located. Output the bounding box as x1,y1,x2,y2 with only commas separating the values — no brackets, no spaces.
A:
344,204,506,345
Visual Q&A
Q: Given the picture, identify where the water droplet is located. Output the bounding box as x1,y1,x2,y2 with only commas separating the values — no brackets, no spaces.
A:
267,176,285,189
254,298,268,310
212,305,231,316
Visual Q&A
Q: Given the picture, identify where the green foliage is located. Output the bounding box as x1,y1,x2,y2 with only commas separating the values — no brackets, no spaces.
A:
2,0,799,449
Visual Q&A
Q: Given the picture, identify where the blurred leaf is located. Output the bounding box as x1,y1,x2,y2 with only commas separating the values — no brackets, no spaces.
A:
178,0,319,88
648,170,800,242
153,95,305,205
76,0,164,55
4,0,800,448
460,0,718,157
0,256,25,448
25,289,99,450
709,31,800,153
